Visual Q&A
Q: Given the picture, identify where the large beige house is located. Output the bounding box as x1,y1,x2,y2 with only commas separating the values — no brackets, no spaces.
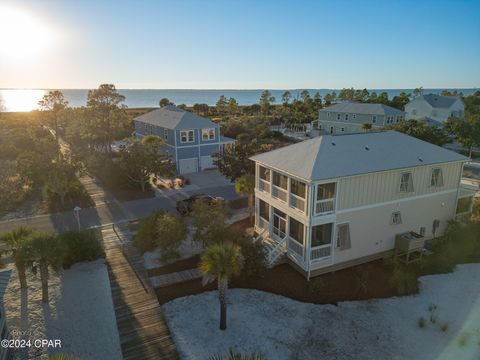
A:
405,94,465,125
250,131,475,278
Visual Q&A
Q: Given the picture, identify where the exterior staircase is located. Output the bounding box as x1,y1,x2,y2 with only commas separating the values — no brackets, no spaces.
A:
255,229,287,268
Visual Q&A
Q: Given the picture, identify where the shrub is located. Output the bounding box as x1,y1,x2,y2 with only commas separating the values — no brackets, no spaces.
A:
236,236,267,277
389,263,419,295
418,317,426,328
440,323,449,332
458,333,469,346
156,213,187,262
133,211,164,252
58,229,104,269
309,277,326,294
209,347,267,360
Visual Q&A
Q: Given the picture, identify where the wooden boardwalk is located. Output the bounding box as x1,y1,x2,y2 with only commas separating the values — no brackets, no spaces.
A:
101,225,178,360
151,268,202,288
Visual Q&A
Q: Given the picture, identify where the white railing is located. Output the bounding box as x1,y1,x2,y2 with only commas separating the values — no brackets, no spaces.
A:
272,185,287,202
289,194,305,212
259,179,270,193
258,217,269,232
288,238,304,258
315,198,335,215
311,244,331,260
272,226,286,240
267,235,287,265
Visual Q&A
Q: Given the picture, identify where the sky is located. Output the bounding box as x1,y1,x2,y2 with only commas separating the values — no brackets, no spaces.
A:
0,0,479,89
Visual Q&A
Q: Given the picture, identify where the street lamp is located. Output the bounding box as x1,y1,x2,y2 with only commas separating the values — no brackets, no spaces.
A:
73,206,81,231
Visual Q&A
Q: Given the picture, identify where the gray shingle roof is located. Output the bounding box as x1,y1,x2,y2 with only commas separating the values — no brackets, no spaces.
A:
250,131,467,181
420,94,461,109
320,102,405,116
134,105,219,130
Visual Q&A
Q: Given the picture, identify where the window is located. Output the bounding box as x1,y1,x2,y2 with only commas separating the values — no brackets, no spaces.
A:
311,223,332,247
345,114,349,121
396,116,400,123
259,199,269,221
289,217,304,244
259,166,270,181
330,126,334,134
399,172,414,193
337,113,341,120
317,183,335,200
273,171,288,190
353,114,356,119
202,128,215,141
456,197,473,214
430,168,444,187
372,116,377,124
291,179,306,198
341,127,345,132
327,112,330,117
164,129,168,140
391,211,402,225
336,223,351,250
180,130,195,143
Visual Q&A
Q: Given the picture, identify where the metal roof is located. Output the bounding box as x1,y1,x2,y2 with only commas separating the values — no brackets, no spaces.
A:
320,102,405,116
420,94,462,109
134,105,219,130
250,131,468,181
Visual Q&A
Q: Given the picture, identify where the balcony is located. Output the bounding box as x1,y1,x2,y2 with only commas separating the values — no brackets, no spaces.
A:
311,244,331,261
288,238,304,259
259,179,270,193
272,185,287,202
315,198,335,215
290,194,305,212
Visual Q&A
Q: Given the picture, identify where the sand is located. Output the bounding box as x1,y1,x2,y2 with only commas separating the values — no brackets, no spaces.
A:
163,263,480,360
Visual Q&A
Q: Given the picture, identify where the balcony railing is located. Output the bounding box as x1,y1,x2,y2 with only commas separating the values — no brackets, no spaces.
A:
315,198,335,215
272,185,287,202
289,194,305,212
311,244,331,260
259,179,270,193
258,217,269,232
288,238,304,258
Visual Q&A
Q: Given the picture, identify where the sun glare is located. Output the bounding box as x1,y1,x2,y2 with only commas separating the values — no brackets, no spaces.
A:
0,5,55,60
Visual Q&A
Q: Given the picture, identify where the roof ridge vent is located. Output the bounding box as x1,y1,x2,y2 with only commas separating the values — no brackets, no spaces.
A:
331,141,336,146
365,145,370,151
418,157,423,162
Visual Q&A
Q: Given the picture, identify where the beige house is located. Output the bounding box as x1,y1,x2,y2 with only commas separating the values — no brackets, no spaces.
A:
250,131,475,278
405,94,465,125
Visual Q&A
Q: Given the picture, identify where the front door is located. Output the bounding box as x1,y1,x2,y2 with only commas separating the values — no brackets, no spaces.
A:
272,209,287,242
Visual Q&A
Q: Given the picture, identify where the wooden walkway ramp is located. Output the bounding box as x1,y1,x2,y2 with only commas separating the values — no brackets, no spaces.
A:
101,225,178,360
151,268,202,288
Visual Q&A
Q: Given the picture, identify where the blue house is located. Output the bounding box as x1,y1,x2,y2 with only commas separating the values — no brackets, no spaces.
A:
134,105,235,174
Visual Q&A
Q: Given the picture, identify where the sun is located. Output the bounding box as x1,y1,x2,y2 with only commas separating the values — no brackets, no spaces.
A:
0,5,55,59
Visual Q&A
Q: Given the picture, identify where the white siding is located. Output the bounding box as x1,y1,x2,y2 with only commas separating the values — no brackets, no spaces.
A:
332,190,457,265
336,161,463,210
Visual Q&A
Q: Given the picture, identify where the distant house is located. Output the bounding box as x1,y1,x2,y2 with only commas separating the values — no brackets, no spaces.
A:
313,102,406,134
0,270,11,360
250,131,474,278
405,94,465,125
134,105,235,174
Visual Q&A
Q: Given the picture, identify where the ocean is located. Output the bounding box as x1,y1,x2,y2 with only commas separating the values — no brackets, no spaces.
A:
0,88,477,112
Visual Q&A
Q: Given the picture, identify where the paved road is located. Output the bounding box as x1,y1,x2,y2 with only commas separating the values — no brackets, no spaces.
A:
0,183,237,233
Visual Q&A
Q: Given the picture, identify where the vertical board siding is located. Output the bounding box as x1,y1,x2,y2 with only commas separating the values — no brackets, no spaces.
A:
336,162,462,210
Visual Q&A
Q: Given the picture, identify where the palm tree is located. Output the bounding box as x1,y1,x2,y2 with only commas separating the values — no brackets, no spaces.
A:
200,242,243,330
235,175,255,224
0,226,33,288
28,233,62,303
